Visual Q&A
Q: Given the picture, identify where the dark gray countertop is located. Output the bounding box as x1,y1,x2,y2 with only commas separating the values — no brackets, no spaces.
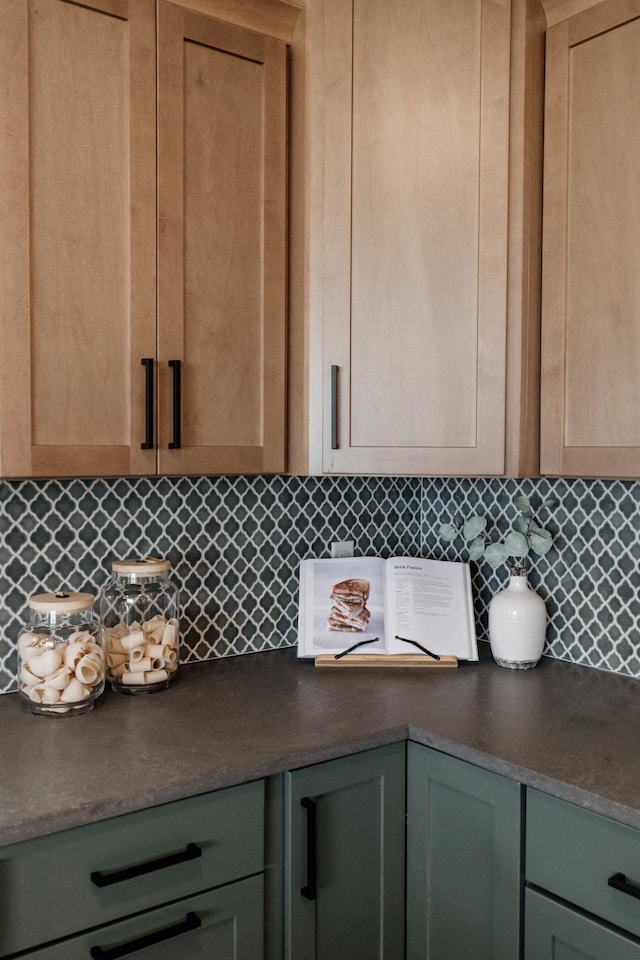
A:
2,643,640,846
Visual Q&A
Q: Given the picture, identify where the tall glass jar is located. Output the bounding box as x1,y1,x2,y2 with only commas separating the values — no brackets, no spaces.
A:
99,557,180,694
17,591,104,717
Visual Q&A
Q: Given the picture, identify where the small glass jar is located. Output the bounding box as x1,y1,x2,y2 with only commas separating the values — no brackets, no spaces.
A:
17,591,105,717
98,557,180,694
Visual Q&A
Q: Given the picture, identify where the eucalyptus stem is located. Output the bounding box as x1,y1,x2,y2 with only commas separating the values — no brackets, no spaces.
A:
438,495,556,571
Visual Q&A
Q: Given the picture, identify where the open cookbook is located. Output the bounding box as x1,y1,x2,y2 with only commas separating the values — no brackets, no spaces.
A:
297,556,478,660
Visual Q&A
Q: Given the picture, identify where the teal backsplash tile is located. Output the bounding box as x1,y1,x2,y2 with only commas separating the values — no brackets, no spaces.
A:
0,475,421,692
1,472,639,692
423,476,640,675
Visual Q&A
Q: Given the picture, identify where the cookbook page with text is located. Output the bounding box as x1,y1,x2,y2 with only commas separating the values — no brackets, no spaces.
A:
385,558,478,659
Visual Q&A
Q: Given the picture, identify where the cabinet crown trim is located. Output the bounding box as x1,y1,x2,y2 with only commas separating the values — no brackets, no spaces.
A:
166,0,302,42
540,0,609,27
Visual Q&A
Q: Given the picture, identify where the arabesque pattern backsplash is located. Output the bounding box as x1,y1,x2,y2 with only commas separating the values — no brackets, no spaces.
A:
1,473,639,693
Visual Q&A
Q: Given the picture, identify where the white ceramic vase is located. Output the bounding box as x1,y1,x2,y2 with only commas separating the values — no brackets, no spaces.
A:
488,567,547,669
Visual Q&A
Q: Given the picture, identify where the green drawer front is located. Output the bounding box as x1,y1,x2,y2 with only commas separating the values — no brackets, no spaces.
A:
525,888,640,960
0,779,264,957
20,874,264,960
527,789,640,937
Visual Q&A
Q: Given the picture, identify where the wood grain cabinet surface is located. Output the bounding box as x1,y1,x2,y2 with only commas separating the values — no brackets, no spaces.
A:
289,0,544,476
540,0,640,478
0,0,290,479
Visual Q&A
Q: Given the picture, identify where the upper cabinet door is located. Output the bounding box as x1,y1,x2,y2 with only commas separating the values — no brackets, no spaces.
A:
541,0,640,477
319,0,512,475
0,0,157,478
157,2,287,476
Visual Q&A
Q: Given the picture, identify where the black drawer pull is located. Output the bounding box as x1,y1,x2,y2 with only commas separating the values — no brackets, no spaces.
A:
90,842,202,888
90,911,201,959
608,872,640,900
168,358,182,449
330,365,339,449
300,796,317,901
140,358,154,450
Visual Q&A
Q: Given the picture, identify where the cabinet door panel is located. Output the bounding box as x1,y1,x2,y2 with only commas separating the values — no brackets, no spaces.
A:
322,0,510,475
0,0,157,478
157,2,287,475
525,888,640,960
284,743,406,960
406,741,521,960
541,0,640,477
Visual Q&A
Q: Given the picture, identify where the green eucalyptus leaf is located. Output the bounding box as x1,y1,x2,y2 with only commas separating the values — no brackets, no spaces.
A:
468,537,485,561
530,532,554,556
484,542,509,567
503,531,529,557
439,523,459,542
463,515,487,540
514,515,529,535
541,499,557,509
514,494,532,515
529,523,552,542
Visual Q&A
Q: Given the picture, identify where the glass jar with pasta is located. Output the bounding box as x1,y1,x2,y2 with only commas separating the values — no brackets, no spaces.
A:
17,591,104,716
99,557,180,694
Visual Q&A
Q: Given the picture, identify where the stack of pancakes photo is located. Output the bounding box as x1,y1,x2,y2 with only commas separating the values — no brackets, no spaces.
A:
327,578,371,632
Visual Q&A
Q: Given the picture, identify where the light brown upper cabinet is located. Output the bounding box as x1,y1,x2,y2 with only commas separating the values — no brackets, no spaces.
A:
540,0,640,477
0,0,295,479
288,0,545,476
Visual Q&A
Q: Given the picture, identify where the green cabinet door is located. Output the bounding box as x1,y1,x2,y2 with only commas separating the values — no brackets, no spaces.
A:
406,741,522,960
525,888,640,960
284,742,406,960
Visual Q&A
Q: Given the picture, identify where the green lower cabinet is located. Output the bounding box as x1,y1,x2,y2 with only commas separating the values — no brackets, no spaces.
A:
525,888,640,960
0,780,264,957
0,781,265,959
284,742,406,960
526,789,640,939
406,741,522,960
19,875,264,960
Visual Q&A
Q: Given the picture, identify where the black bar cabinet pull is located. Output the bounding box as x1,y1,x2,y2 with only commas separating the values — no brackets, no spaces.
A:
90,911,202,959
608,872,640,900
300,796,317,901
330,365,339,450
168,359,182,449
90,842,202,888
140,358,154,450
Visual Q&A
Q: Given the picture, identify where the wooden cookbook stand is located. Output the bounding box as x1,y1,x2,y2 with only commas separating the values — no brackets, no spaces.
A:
314,654,458,669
